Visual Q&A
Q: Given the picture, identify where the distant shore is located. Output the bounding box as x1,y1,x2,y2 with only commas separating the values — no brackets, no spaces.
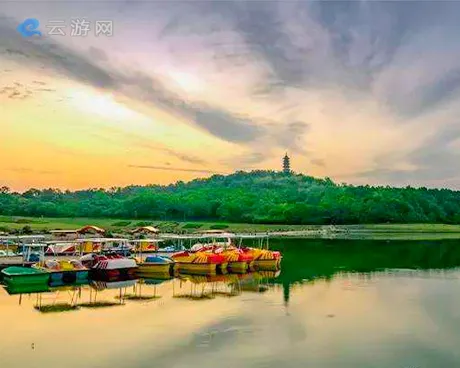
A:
2,216,460,240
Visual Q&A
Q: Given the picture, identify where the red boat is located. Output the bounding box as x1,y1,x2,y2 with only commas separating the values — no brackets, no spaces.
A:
80,253,138,280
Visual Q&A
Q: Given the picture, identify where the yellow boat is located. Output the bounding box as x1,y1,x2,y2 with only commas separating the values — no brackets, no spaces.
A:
171,250,228,275
241,247,282,271
214,247,254,274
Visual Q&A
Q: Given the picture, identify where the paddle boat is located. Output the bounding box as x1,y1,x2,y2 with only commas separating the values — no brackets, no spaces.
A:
190,243,254,273
1,266,49,290
136,255,175,276
33,259,89,284
171,249,227,274
1,243,50,290
241,247,282,270
80,253,138,280
198,232,281,271
45,241,79,255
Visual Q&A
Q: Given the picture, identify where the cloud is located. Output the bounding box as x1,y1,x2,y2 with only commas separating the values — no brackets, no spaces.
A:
0,14,266,146
128,165,225,175
310,159,325,168
3,2,460,187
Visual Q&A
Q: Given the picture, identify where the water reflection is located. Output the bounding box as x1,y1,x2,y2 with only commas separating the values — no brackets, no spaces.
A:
3,239,460,368
268,238,460,307
2,271,281,313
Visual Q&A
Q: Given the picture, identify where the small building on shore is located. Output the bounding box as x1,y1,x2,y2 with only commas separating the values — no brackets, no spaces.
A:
130,226,160,238
50,225,105,240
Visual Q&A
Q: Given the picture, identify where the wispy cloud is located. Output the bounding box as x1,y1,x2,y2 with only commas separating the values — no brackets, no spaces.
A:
128,165,225,175
2,1,460,188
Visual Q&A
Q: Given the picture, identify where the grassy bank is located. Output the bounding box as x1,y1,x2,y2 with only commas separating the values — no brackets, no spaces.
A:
3,216,460,240
0,215,317,233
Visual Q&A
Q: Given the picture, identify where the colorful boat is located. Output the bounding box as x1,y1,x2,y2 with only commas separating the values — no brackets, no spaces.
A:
241,247,282,270
192,244,254,273
80,253,138,280
1,266,50,289
45,241,79,255
33,259,89,284
136,255,175,275
171,250,227,274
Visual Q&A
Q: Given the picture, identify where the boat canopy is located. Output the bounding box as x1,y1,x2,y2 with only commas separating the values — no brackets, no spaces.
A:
130,238,164,243
75,237,130,243
0,235,46,240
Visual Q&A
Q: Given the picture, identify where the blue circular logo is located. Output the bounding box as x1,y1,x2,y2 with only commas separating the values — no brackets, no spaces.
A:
17,18,42,37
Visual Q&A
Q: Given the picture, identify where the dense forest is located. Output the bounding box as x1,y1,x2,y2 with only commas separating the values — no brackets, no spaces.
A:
1,171,460,224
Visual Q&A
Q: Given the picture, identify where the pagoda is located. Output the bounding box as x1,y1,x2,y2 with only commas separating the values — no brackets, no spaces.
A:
283,153,291,174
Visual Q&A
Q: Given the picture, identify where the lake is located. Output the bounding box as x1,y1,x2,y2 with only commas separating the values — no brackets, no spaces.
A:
2,238,460,368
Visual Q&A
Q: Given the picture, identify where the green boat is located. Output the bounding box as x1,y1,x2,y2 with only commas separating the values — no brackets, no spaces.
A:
1,266,50,288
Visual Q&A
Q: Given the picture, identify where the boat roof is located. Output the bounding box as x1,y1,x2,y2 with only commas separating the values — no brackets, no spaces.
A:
130,239,164,243
0,235,46,239
21,243,48,248
76,237,130,242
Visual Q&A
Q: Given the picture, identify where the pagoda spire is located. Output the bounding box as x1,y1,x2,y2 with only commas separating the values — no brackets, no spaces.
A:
283,152,291,174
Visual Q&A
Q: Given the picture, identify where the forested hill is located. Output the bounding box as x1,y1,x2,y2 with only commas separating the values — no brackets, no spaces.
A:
1,171,460,224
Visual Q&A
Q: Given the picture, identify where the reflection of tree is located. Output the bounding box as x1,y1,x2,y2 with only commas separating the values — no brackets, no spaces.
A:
271,238,460,305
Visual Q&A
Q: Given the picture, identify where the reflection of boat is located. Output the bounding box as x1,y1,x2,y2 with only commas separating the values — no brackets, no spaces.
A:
179,273,240,284
3,279,50,295
91,279,137,291
81,253,138,280
136,255,175,275
239,270,280,292
49,278,89,289
33,259,89,284
34,288,81,313
142,275,172,284
174,272,243,299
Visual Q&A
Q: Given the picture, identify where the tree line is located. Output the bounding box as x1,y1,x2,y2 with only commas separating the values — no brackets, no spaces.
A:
1,170,460,224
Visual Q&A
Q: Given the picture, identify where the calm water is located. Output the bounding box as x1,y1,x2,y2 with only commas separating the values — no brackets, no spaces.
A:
2,239,460,368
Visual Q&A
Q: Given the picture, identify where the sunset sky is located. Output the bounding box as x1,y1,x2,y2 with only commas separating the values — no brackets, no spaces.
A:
1,1,460,191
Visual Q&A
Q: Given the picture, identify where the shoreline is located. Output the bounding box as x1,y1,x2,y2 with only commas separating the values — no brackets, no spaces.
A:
3,216,460,240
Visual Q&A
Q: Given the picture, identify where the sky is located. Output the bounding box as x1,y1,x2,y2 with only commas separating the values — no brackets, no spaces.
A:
1,1,460,191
